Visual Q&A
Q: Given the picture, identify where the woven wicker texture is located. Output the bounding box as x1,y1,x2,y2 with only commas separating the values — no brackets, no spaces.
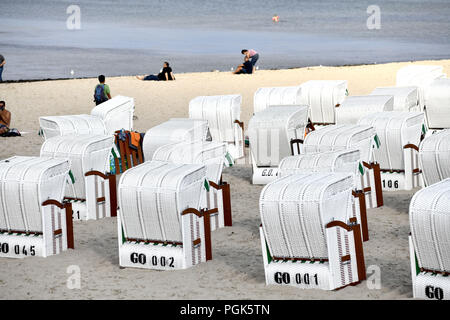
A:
189,95,241,143
410,178,450,273
0,156,70,233
358,112,424,171
260,172,353,260
299,80,348,124
420,129,450,186
40,134,114,199
335,95,394,124
90,95,134,134
303,124,376,164
143,118,208,161
253,86,302,114
39,114,106,140
248,105,309,167
118,161,206,243
278,149,360,178
424,79,450,129
152,140,227,184
370,86,420,112
396,65,445,108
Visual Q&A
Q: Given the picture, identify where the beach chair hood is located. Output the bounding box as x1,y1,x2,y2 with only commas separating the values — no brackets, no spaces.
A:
0,156,70,234
370,86,420,112
424,78,450,129
189,94,241,143
419,129,450,186
253,86,302,114
248,105,309,167
40,134,114,200
335,95,394,124
260,172,354,260
118,161,206,243
358,112,424,171
143,118,209,161
91,95,135,134
299,80,348,124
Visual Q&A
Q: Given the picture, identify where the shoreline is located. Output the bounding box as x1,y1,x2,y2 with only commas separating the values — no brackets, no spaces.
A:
1,58,449,84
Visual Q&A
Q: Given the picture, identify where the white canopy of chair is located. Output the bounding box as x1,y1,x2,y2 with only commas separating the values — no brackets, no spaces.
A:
410,178,450,299
303,124,377,164
260,172,354,260
142,118,208,161
410,178,450,273
424,78,450,129
370,86,420,112
396,65,445,108
253,86,302,114
0,156,69,234
419,129,450,187
152,140,227,185
335,95,394,124
248,105,309,167
40,134,114,200
118,161,206,244
39,95,135,139
189,94,244,159
299,80,348,124
278,149,360,179
358,112,424,171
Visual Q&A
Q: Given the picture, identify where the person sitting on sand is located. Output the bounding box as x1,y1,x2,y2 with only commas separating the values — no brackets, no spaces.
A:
0,101,11,134
241,49,259,73
233,56,253,75
136,62,176,81
94,75,111,105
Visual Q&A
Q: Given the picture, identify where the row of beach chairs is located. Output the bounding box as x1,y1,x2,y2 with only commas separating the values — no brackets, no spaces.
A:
1,64,450,298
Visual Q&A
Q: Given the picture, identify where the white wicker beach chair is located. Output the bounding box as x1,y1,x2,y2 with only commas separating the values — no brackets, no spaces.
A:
409,178,450,300
152,140,232,231
0,156,74,258
303,124,383,208
299,80,348,125
189,95,244,160
424,78,450,130
335,95,394,124
278,149,370,241
247,105,309,184
118,161,216,270
370,86,420,112
358,112,425,191
396,65,445,109
259,172,366,290
142,118,208,161
40,135,116,221
419,129,450,187
39,95,135,139
253,86,302,114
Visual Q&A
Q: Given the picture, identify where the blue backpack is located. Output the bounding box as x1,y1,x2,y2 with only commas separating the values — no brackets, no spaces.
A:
94,84,107,104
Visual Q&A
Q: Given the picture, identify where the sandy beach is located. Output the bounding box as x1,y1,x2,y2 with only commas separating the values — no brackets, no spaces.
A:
1,59,450,299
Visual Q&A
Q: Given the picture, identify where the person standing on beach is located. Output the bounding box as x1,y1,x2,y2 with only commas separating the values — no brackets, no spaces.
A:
241,49,259,73
0,54,5,82
0,101,11,134
94,75,111,105
136,62,176,81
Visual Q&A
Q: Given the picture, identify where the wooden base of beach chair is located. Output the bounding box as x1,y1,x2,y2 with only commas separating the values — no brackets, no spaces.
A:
0,199,73,258
380,144,422,191
118,208,216,270
260,218,366,291
410,236,450,300
361,162,384,208
208,180,232,230
65,171,117,221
